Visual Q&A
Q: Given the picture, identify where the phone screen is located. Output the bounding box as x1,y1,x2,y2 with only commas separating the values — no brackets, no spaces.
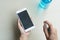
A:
17,10,34,30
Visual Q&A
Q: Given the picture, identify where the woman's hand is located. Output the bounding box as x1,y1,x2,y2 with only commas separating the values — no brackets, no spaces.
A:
43,21,58,40
18,19,30,40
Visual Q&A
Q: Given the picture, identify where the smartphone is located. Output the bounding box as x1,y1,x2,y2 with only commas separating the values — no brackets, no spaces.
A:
16,8,35,32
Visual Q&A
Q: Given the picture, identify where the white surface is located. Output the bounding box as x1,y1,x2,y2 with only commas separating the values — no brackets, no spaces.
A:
0,0,60,40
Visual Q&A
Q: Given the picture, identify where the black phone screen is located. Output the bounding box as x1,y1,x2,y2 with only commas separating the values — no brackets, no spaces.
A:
18,10,34,30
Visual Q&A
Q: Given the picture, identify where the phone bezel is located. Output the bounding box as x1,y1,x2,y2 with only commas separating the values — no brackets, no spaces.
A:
16,8,35,32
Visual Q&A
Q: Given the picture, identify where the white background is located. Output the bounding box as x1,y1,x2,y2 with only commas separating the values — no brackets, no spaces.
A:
0,0,60,40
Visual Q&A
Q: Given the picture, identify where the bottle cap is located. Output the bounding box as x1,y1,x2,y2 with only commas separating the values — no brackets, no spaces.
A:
42,0,52,4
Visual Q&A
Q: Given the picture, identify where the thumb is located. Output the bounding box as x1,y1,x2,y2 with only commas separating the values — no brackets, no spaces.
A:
18,19,25,34
43,23,49,38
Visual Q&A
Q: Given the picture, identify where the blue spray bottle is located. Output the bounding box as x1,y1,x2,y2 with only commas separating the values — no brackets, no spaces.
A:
39,0,52,9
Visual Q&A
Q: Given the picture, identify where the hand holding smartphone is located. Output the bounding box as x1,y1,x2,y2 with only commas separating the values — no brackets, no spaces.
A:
16,8,35,32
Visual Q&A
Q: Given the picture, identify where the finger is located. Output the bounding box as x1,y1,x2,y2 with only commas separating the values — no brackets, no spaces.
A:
18,19,25,34
25,32,30,36
44,21,54,33
43,23,49,38
53,28,57,35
